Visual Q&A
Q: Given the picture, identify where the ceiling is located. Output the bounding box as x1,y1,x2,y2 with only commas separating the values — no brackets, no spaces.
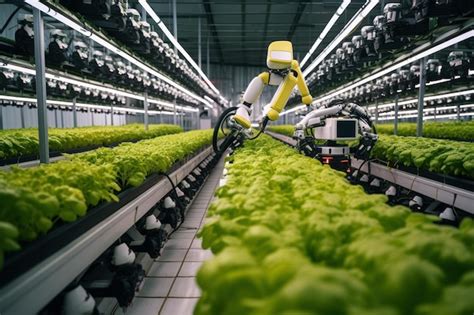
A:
146,0,370,68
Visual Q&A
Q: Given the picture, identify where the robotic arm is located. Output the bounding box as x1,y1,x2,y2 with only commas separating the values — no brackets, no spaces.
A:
233,41,313,128
295,100,378,164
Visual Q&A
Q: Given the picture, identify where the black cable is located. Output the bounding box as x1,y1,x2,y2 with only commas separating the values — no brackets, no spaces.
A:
248,117,269,140
157,171,187,236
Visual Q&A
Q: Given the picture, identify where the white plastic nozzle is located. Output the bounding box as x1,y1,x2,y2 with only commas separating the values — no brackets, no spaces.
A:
409,196,423,208
164,197,176,209
385,185,397,196
145,215,162,230
370,178,381,187
439,207,456,221
360,174,369,183
175,187,185,197
219,178,228,187
62,285,96,315
112,243,135,266
182,180,191,189
188,175,196,182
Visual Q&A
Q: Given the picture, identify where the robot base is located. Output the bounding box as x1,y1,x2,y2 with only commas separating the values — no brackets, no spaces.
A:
298,139,351,173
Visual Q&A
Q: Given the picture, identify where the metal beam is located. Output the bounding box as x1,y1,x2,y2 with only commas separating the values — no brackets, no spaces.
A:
261,2,271,61
202,0,224,63
33,8,49,163
241,0,246,64
287,0,307,40
417,57,427,137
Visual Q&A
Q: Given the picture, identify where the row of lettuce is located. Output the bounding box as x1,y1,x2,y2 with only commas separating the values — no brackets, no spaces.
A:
268,120,474,142
0,130,213,269
376,121,474,142
267,125,474,179
197,136,474,315
0,124,183,161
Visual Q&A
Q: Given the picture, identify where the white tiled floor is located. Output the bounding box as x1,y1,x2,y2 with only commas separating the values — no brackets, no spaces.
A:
113,155,225,315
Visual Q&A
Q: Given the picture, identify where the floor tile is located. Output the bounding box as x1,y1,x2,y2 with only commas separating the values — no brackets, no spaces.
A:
164,238,193,250
178,262,203,277
180,221,201,229
169,277,201,297
190,239,202,249
159,298,198,315
137,278,174,298
185,249,213,262
157,249,187,262
169,231,196,239
114,297,164,315
148,262,181,277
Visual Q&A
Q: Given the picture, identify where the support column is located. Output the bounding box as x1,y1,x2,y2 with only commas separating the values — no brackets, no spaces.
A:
394,94,399,135
416,57,426,137
173,99,177,125
20,105,26,128
207,35,210,77
33,8,49,163
111,104,114,126
457,103,461,121
91,110,95,126
144,92,149,131
375,99,379,124
72,97,78,127
198,18,202,69
172,0,178,55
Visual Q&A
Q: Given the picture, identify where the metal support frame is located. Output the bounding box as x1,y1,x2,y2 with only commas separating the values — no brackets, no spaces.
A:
91,110,94,126
457,103,461,121
33,8,49,163
206,35,210,77
172,0,178,55
173,99,177,125
374,99,379,124
198,18,202,69
110,104,114,126
0,146,214,315
416,57,427,137
394,93,399,135
144,92,149,131
72,97,78,127
20,106,25,129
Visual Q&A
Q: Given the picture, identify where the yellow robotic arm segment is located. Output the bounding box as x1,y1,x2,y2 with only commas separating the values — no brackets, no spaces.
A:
267,71,298,121
291,60,313,105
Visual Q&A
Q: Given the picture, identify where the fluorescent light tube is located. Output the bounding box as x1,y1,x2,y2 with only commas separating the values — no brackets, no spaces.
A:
303,0,379,75
25,0,212,107
301,0,351,67
313,30,474,104
138,0,222,97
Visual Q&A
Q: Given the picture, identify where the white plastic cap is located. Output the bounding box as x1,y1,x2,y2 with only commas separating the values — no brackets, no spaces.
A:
182,180,191,189
164,197,176,209
175,187,185,197
352,170,358,178
439,207,456,221
62,285,96,315
370,178,381,187
409,196,423,207
145,215,162,230
188,175,196,182
385,185,397,196
112,243,135,266
222,168,228,177
360,174,369,183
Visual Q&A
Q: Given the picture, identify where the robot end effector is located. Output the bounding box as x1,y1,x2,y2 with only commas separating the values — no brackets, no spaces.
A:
233,41,313,129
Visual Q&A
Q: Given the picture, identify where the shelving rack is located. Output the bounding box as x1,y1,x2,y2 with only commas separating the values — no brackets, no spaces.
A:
0,144,215,315
0,0,225,162
283,4,474,131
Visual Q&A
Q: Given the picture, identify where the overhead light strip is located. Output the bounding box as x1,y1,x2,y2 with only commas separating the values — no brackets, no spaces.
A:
378,104,474,116
312,30,474,104
301,0,351,67
138,0,221,97
367,89,474,111
0,95,181,115
303,0,379,75
378,112,473,121
0,62,199,112
24,0,212,107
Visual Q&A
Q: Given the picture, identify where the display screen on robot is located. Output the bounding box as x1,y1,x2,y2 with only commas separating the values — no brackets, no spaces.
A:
314,118,358,141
